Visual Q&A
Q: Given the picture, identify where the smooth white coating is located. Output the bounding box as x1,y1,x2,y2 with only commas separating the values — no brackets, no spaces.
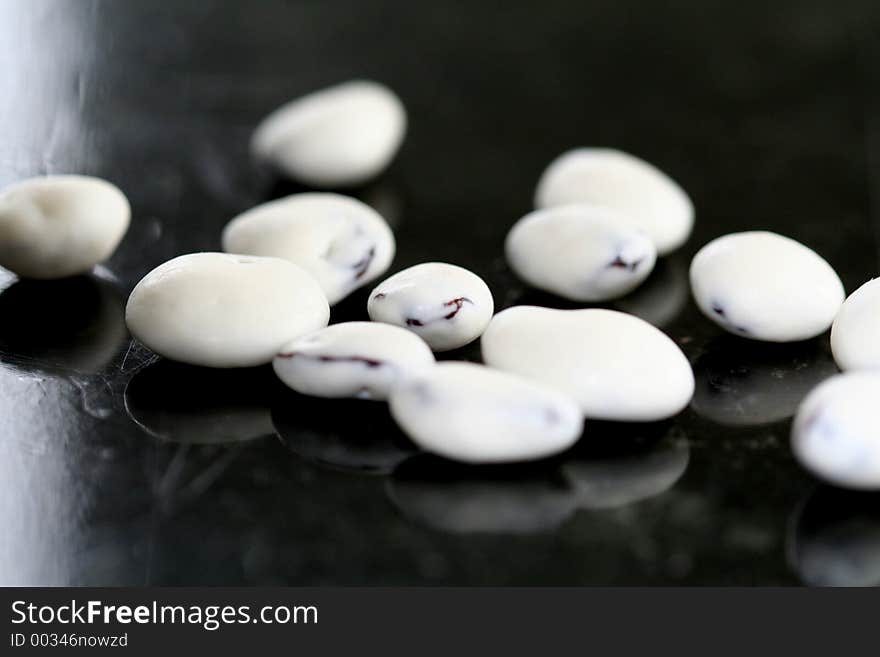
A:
534,148,693,255
481,306,694,421
251,80,406,187
368,262,494,351
222,193,395,305
505,204,656,301
126,253,330,368
690,231,844,342
831,278,880,371
273,321,435,400
0,175,130,279
792,372,880,490
389,362,583,464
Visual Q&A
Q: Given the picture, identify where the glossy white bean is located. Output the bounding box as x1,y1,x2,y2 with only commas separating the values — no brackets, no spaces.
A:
368,262,494,351
481,306,694,421
273,321,435,400
251,80,406,187
830,278,880,371
690,231,844,342
792,372,880,490
506,203,656,301
126,253,329,368
0,175,130,279
534,148,693,255
222,193,394,305
389,362,583,464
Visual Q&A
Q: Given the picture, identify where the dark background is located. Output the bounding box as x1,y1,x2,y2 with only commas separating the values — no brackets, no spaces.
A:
1,0,879,586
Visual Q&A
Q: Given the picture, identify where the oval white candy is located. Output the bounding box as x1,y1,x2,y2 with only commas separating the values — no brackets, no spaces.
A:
368,262,494,351
273,321,435,400
482,306,694,421
126,253,329,368
251,80,406,187
831,278,880,371
222,193,395,305
506,204,656,301
792,372,880,490
534,148,693,255
0,175,130,279
690,231,844,342
389,362,583,464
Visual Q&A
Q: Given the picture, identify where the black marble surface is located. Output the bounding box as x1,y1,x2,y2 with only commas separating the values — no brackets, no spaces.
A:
1,0,879,586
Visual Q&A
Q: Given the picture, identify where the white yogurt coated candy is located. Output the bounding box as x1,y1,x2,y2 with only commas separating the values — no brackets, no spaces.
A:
251,80,406,187
830,278,880,371
368,262,494,351
273,321,435,400
690,231,844,342
482,306,694,421
389,362,583,464
0,175,130,279
126,253,330,368
222,193,394,305
506,204,656,301
792,372,880,490
534,148,693,255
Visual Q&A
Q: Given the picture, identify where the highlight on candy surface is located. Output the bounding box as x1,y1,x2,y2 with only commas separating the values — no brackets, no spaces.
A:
0,174,130,279
222,192,395,305
251,80,407,187
125,252,330,368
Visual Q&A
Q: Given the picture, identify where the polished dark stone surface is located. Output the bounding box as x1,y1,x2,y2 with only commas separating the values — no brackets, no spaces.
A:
1,0,879,585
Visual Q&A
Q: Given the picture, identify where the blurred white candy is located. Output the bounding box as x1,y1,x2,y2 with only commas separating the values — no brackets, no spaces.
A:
690,231,844,342
222,192,395,305
505,204,656,301
482,306,694,421
126,253,329,368
792,372,880,490
534,148,693,255
251,80,406,187
389,362,583,464
830,278,880,371
368,262,494,351
0,175,130,279
273,321,435,401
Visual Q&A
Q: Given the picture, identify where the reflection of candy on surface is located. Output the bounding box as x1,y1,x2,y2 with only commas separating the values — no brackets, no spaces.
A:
125,360,278,444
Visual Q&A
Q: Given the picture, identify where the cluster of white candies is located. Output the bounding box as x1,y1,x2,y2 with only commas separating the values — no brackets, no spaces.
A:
1,79,878,487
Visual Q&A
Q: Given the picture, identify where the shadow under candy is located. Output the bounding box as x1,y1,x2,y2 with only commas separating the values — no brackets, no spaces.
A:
124,360,280,444
613,256,689,328
387,455,578,534
494,255,688,331
272,396,417,475
690,336,839,427
562,421,690,510
788,486,880,587
0,275,127,375
387,422,690,534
